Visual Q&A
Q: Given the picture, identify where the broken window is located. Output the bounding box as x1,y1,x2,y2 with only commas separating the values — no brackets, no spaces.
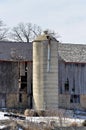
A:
19,62,27,92
20,75,27,91
72,88,75,93
64,78,69,92
70,95,80,103
19,93,22,103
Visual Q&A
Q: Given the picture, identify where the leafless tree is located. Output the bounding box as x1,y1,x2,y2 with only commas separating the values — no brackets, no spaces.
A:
0,20,8,41
10,23,42,42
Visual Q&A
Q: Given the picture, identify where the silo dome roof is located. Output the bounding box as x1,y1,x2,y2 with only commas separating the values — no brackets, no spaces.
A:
34,31,58,42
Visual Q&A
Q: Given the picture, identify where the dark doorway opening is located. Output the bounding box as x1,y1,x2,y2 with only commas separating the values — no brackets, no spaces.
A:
30,80,33,109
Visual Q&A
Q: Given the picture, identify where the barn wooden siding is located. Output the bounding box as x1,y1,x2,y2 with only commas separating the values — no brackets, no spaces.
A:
27,62,33,108
58,60,86,109
0,61,18,108
0,61,32,108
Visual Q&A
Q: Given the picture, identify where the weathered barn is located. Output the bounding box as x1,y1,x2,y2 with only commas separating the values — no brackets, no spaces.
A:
58,43,86,110
33,33,86,110
0,41,32,109
0,33,86,110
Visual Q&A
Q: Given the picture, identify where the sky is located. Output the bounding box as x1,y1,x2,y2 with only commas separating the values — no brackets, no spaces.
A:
0,0,86,44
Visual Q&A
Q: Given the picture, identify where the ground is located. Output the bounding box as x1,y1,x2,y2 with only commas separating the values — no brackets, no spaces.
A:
0,109,86,129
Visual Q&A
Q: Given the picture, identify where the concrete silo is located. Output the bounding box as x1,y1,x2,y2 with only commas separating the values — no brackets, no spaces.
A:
33,31,59,110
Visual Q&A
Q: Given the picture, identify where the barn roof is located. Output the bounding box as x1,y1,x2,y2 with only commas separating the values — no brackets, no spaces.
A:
58,43,86,63
0,41,32,61
0,40,86,63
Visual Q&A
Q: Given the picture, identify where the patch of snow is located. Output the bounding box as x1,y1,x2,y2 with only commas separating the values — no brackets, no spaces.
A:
25,116,86,126
0,125,7,129
0,112,10,120
19,128,23,130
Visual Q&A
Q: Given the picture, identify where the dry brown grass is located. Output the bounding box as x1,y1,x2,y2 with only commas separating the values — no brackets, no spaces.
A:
24,109,38,117
37,110,45,116
69,121,78,127
17,120,56,130
24,125,54,130
24,108,67,117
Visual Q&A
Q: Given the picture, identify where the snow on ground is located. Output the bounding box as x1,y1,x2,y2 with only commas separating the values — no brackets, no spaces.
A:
0,112,10,120
0,125,7,129
0,110,85,128
26,116,85,126
0,112,10,129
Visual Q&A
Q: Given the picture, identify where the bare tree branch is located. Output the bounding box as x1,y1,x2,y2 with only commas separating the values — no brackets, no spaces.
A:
0,20,9,41
12,27,24,42
10,23,42,42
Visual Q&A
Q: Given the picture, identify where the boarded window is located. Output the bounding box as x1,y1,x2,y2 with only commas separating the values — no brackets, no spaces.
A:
20,62,27,76
70,95,80,103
